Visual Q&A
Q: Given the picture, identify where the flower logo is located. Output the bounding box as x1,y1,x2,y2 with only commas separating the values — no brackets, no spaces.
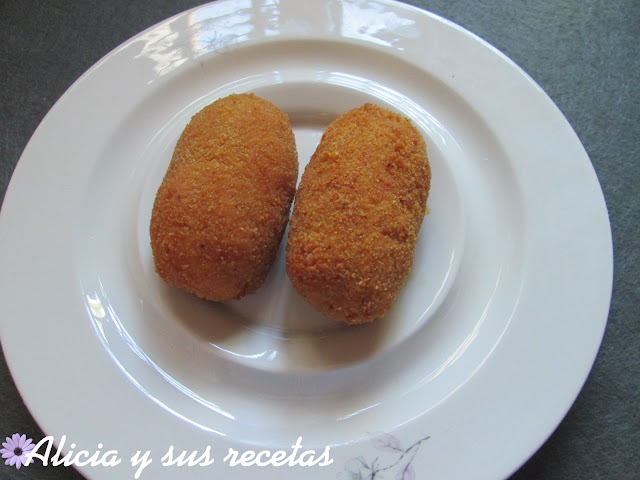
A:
1,433,35,469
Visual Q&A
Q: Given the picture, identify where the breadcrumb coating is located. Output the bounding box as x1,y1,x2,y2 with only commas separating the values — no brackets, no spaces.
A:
150,93,298,301
286,104,430,324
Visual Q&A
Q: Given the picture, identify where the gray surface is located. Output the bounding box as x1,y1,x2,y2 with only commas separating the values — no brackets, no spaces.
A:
1,0,638,478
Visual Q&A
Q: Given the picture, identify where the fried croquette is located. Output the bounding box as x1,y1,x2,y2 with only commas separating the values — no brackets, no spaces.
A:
286,103,430,324
150,93,298,301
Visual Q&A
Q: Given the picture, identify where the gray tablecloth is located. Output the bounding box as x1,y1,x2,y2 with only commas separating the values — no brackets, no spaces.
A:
1,1,638,478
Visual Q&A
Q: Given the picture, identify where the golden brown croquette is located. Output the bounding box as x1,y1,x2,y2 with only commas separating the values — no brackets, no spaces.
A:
286,104,430,324
150,93,298,301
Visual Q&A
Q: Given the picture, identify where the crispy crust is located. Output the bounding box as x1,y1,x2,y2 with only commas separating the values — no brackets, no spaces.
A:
150,93,298,301
286,104,430,324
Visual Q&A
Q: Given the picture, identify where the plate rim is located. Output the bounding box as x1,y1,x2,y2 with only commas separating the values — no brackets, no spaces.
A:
0,0,613,479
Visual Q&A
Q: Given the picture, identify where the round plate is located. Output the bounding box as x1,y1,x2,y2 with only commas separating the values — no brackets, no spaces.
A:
0,1,612,479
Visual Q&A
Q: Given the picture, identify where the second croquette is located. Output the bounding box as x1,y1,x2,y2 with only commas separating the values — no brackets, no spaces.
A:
286,103,431,324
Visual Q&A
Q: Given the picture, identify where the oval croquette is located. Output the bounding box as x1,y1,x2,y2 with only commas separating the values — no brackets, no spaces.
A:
286,104,430,324
150,93,298,301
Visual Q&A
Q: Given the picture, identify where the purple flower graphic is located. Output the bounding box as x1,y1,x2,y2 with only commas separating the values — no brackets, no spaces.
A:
1,434,35,469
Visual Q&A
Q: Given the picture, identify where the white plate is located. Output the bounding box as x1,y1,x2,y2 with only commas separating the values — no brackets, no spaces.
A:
0,0,612,479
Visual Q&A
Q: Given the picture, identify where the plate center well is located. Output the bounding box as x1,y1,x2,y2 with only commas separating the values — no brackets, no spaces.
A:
71,35,529,447
139,80,464,372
